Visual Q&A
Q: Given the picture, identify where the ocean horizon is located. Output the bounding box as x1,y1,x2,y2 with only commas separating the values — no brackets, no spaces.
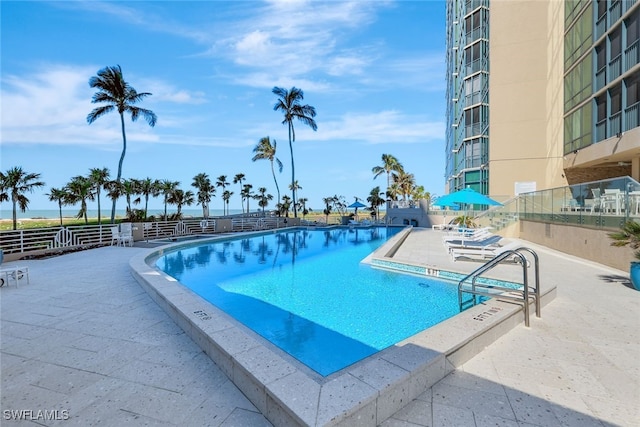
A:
0,208,244,220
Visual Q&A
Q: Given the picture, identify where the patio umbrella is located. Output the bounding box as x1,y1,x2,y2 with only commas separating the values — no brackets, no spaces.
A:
348,201,367,219
434,187,502,208
434,188,501,226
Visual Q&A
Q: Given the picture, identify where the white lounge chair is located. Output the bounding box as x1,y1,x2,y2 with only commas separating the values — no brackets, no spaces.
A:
442,227,493,244
450,241,520,262
445,234,503,252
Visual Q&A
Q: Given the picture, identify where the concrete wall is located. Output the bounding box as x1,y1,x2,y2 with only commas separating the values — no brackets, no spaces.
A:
489,0,566,197
518,220,633,271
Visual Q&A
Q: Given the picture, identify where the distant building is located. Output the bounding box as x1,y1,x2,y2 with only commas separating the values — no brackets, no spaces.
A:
445,0,640,199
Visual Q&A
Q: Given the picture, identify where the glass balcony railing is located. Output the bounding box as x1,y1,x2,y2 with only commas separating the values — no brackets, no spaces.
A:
519,176,640,230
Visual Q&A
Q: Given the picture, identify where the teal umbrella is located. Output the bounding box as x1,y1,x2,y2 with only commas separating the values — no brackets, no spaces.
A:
435,188,502,208
348,201,367,220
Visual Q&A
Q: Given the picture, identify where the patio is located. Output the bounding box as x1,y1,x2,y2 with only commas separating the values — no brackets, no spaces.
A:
1,229,638,426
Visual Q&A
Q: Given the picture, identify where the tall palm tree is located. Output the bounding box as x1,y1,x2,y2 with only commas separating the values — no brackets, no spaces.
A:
372,154,404,208
65,175,95,225
252,136,283,204
159,180,179,220
87,65,157,223
0,167,45,230
138,177,160,220
88,167,110,224
167,188,194,217
272,86,317,218
216,175,230,215
221,190,233,216
46,187,68,226
192,173,215,219
233,173,246,213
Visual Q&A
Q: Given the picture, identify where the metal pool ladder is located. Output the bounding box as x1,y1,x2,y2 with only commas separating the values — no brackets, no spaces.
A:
457,247,540,327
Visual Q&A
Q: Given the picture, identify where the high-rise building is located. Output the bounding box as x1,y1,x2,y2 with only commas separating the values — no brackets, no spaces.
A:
445,0,640,199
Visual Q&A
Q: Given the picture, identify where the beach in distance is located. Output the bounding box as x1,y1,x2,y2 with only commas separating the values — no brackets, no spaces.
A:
0,208,241,220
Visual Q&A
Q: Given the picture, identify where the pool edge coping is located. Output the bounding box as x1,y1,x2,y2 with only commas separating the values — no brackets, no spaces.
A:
129,228,557,427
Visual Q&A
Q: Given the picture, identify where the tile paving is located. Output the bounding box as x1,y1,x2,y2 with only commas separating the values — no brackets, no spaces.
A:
1,227,638,426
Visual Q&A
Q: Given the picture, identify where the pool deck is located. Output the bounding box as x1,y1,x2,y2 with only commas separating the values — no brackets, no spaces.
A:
1,227,639,426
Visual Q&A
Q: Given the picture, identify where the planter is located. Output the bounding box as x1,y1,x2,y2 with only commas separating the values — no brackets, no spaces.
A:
630,261,640,291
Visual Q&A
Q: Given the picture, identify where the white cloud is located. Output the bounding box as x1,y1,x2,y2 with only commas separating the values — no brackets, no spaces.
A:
300,110,444,144
0,64,202,146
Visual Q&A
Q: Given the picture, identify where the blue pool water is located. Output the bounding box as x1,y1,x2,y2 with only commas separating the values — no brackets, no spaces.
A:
156,227,463,376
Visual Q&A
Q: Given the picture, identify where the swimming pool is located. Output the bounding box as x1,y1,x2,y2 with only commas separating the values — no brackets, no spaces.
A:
156,227,466,376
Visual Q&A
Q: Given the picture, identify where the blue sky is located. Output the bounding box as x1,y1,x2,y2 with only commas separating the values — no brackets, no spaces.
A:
1,0,446,214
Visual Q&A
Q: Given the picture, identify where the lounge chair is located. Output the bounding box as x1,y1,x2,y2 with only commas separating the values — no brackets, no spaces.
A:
442,227,493,244
450,240,521,262
445,234,503,251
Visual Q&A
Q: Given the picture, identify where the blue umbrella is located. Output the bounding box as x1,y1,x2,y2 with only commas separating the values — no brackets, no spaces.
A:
434,188,502,208
348,200,367,220
348,201,366,209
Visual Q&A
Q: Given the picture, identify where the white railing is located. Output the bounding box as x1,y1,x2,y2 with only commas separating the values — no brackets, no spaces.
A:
0,224,114,256
0,217,287,257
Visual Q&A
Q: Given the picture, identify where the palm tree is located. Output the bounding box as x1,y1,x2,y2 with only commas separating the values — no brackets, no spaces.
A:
138,177,160,220
241,184,254,213
46,187,68,226
192,173,215,219
394,170,416,202
256,187,273,214
65,175,95,224
222,190,233,216
87,65,157,223
216,175,230,215
159,180,179,220
289,180,302,212
121,178,141,214
105,179,124,218
279,195,292,217
0,167,45,230
233,173,246,213
298,197,310,218
252,136,283,204
366,186,385,221
88,167,110,224
272,86,317,218
322,196,333,223
167,188,194,217
372,154,404,208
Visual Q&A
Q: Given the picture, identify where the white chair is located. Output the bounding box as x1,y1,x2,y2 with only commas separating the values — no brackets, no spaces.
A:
110,226,121,246
603,189,622,214
119,223,134,247
587,189,602,214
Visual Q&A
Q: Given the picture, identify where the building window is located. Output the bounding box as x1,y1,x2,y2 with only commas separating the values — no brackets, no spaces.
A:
610,84,622,134
597,0,607,20
626,72,640,129
464,74,484,105
627,9,639,46
627,72,639,107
